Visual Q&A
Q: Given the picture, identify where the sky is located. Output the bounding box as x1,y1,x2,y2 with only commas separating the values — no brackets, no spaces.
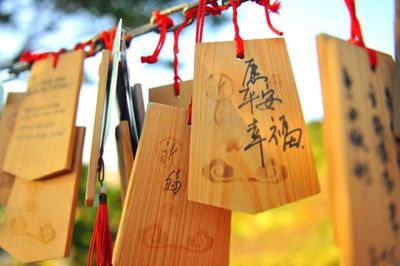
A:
0,0,396,168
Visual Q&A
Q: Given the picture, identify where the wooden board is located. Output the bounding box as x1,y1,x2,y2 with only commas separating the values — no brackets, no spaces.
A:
0,127,85,263
131,83,145,137
113,103,231,266
86,50,110,207
395,0,400,138
0,93,24,205
149,80,193,108
3,50,84,181
189,39,320,214
318,34,400,266
115,120,134,203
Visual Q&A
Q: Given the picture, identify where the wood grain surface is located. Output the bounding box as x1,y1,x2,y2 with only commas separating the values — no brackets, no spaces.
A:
149,80,193,108
189,39,320,214
318,34,400,266
3,50,84,181
0,127,85,263
113,103,231,266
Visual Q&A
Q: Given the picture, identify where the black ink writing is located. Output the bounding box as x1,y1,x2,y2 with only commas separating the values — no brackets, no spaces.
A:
164,169,182,195
244,118,266,167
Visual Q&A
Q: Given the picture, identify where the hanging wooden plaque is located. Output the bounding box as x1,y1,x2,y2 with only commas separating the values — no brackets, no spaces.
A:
3,50,84,181
0,127,85,263
189,39,320,214
86,50,110,207
395,0,400,138
318,34,400,265
0,93,24,205
149,80,193,108
115,120,134,203
113,103,231,266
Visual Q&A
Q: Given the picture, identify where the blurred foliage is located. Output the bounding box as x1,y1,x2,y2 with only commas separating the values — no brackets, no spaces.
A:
0,121,342,265
43,0,175,28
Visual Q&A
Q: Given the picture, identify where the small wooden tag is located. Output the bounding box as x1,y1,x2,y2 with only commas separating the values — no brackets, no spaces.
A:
149,80,193,108
115,120,134,203
0,127,85,263
86,50,110,207
318,34,400,265
3,50,84,181
0,93,24,205
189,39,320,214
113,103,231,266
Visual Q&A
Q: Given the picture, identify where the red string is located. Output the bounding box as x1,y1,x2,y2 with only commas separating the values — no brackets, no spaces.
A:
173,8,197,95
88,192,113,266
174,4,225,95
259,0,283,36
230,0,244,59
141,10,174,64
344,0,377,70
19,27,129,68
195,0,208,43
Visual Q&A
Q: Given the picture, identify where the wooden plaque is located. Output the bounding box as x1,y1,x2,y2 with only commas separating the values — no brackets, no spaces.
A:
0,127,85,263
149,80,193,108
3,50,84,181
189,39,320,214
318,34,400,265
86,50,110,207
113,103,231,266
0,93,24,205
395,0,400,138
115,120,134,203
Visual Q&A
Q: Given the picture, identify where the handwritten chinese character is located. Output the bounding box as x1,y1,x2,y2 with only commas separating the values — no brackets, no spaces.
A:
269,115,303,152
348,107,358,122
353,162,371,185
244,118,266,167
160,140,179,164
164,169,182,195
368,84,377,109
239,58,281,114
384,86,393,112
382,169,394,195
377,140,388,164
349,128,367,150
388,202,399,235
255,87,282,111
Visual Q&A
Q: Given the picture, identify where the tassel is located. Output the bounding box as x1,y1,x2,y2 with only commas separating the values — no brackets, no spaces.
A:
88,186,113,266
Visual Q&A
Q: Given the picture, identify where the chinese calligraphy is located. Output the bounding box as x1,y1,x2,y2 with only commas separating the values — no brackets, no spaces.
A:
164,169,182,195
269,115,303,152
239,58,301,168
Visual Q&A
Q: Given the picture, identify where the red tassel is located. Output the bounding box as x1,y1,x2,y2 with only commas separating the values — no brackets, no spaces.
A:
88,188,113,266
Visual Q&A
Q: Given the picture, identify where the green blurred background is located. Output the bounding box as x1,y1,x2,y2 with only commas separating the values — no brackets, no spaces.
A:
0,121,341,265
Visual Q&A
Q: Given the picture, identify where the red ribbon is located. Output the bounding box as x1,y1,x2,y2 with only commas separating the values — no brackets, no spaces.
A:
141,11,174,64
344,0,377,70
19,27,130,68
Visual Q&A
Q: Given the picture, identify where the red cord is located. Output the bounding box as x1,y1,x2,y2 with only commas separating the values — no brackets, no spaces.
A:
88,192,113,266
230,0,244,59
19,27,129,68
196,0,208,43
174,4,225,95
173,8,197,95
344,0,377,70
141,10,174,64
263,0,283,36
